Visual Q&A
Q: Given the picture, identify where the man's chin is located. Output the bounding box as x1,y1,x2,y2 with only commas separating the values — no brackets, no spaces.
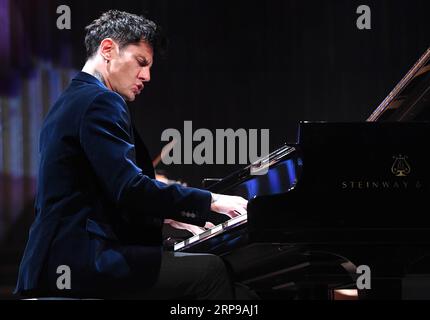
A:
122,93,135,102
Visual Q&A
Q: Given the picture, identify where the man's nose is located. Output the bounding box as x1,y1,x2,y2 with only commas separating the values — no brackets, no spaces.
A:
139,68,151,82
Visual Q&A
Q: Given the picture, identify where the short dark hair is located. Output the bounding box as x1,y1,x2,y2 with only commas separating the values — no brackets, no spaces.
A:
84,10,164,59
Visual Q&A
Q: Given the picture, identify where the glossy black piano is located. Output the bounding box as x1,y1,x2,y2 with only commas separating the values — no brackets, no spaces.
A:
169,47,430,300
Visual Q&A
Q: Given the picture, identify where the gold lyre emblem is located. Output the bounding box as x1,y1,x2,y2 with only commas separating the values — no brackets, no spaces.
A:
391,155,411,177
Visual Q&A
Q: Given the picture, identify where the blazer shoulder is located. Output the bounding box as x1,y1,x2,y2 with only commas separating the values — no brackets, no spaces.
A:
70,78,123,105
91,89,127,108
80,88,131,136
75,82,128,118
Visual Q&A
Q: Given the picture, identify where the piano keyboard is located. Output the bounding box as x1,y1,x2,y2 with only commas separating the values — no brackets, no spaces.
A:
174,214,248,251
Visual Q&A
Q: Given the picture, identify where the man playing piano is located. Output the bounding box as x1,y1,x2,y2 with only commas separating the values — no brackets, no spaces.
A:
15,10,249,299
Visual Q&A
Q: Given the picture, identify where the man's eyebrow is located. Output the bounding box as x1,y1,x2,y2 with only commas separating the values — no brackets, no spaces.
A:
136,55,152,65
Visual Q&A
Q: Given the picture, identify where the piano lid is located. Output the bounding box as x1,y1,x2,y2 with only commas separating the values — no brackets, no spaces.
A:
367,47,430,122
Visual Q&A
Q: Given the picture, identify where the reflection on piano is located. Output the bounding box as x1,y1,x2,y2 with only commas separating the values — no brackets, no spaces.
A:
171,47,430,299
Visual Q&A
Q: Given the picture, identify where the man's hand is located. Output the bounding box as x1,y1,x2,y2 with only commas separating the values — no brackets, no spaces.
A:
164,219,206,236
210,193,248,219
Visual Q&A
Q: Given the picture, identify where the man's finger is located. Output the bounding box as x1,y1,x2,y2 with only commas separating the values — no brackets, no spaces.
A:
234,206,247,216
224,210,240,219
239,199,248,208
205,222,215,229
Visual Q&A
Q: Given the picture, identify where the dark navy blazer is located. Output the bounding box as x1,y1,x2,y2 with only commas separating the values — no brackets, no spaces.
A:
15,72,211,297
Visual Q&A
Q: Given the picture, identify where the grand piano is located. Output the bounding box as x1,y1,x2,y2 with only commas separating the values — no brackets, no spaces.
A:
168,47,430,300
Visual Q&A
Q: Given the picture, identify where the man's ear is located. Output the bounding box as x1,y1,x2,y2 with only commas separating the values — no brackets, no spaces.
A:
99,38,116,62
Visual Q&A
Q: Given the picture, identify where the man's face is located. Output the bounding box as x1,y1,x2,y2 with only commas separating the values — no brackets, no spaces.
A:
105,40,153,102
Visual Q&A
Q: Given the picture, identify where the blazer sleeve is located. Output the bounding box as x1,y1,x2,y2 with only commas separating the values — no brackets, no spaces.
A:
79,91,211,226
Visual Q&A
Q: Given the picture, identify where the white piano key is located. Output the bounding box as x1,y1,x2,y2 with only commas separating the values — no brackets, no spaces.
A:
188,235,200,244
174,241,185,251
226,214,247,227
210,225,223,234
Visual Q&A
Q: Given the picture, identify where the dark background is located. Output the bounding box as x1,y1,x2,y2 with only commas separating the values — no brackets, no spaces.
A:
4,0,430,186
0,0,429,299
